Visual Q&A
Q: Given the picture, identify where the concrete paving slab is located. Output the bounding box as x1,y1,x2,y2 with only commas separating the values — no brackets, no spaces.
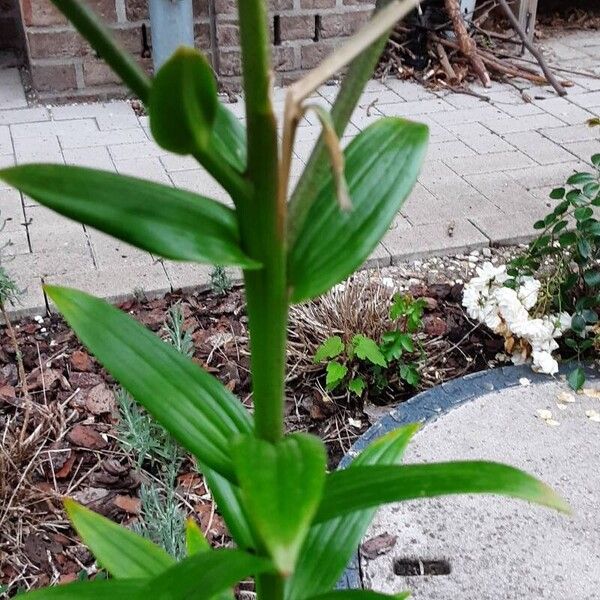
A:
360,375,600,600
0,69,27,109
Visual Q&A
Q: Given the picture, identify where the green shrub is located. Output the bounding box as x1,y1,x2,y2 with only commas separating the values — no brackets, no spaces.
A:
1,0,568,598
508,154,600,389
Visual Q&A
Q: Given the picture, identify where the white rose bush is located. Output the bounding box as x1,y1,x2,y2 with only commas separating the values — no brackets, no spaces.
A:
462,262,571,376
464,151,600,389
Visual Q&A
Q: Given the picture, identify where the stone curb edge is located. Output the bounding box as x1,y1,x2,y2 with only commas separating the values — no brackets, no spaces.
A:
336,362,600,590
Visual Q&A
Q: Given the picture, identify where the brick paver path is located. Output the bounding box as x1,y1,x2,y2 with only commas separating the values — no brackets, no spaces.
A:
1,30,599,317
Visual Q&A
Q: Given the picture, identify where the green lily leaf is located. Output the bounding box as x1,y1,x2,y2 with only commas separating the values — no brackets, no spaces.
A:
64,499,174,578
232,433,327,575
145,549,273,599
150,47,218,155
0,165,259,269
289,118,428,303
46,286,252,480
314,462,570,523
185,518,210,556
213,103,247,173
285,425,419,600
16,579,145,599
201,466,255,550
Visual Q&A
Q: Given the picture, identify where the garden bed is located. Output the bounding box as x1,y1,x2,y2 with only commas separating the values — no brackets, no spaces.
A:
0,245,553,594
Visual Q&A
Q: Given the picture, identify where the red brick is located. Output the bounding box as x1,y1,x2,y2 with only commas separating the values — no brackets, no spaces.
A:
300,0,335,8
300,40,335,69
214,0,236,14
320,10,371,38
192,0,209,18
269,0,293,10
194,21,211,48
30,61,78,91
83,57,121,86
280,15,314,41
343,0,375,4
124,0,147,21
216,22,239,47
219,49,241,76
21,0,116,26
28,29,89,58
272,45,296,71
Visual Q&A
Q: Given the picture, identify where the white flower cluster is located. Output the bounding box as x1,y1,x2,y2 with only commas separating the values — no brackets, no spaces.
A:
463,262,571,375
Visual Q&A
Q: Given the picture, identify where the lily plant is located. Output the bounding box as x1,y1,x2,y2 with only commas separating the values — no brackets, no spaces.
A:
1,0,569,598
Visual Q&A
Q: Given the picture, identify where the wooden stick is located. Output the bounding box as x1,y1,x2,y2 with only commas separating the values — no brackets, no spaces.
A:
495,0,567,96
435,40,458,82
444,0,491,87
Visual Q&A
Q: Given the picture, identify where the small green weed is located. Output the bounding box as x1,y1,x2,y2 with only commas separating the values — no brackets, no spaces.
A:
313,293,425,398
210,266,233,296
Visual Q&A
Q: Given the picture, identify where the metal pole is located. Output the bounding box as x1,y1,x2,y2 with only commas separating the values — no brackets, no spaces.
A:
149,0,194,71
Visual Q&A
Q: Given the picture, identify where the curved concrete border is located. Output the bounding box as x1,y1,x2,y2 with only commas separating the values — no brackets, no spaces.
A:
337,363,600,590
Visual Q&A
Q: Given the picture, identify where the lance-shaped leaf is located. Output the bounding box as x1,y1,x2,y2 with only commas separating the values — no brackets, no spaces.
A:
65,499,174,578
185,519,235,600
285,425,419,600
232,433,327,575
212,103,247,173
185,518,210,556
314,462,570,523
309,591,411,600
288,118,428,303
150,48,218,156
202,466,255,550
0,165,259,269
46,286,252,480
18,580,145,599
144,549,273,599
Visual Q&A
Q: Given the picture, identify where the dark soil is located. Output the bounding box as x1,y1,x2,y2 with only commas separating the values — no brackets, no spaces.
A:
0,280,501,595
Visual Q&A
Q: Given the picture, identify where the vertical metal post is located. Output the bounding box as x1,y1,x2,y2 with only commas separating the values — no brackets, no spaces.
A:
149,0,194,71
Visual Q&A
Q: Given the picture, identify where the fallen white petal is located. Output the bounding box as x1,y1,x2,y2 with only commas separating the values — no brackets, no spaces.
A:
536,409,553,420
557,391,576,404
519,377,531,387
556,403,567,411
546,419,560,427
585,410,600,423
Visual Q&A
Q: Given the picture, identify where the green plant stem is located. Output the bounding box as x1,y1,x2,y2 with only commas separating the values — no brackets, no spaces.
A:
236,0,287,446
287,0,397,245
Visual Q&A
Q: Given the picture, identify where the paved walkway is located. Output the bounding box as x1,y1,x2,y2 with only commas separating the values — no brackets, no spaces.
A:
1,30,600,317
360,367,600,600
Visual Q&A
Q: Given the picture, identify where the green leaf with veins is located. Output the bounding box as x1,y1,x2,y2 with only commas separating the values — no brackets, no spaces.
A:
326,361,348,390
314,336,345,363
348,377,366,396
353,334,387,367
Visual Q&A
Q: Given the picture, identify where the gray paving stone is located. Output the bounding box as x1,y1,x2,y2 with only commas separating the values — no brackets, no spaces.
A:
461,132,515,155
443,150,534,175
108,138,167,160
2,226,30,257
45,262,171,308
534,96,595,125
160,154,200,172
430,105,505,127
0,107,50,126
485,113,564,134
378,98,453,117
10,118,98,140
470,212,539,246
62,146,116,170
539,123,599,144
115,156,172,185
364,243,392,269
0,188,25,232
503,130,576,165
382,218,488,263
426,140,475,161
87,230,155,270
0,125,12,155
0,69,27,109
570,90,600,110
562,140,599,164
464,172,550,218
13,135,64,164
384,79,439,102
506,161,586,190
61,127,146,150
169,169,232,205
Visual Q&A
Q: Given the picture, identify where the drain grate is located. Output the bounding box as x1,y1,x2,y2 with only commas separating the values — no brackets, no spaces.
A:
394,559,451,577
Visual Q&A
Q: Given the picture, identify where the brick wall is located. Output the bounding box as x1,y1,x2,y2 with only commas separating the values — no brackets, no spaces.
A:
18,0,374,100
